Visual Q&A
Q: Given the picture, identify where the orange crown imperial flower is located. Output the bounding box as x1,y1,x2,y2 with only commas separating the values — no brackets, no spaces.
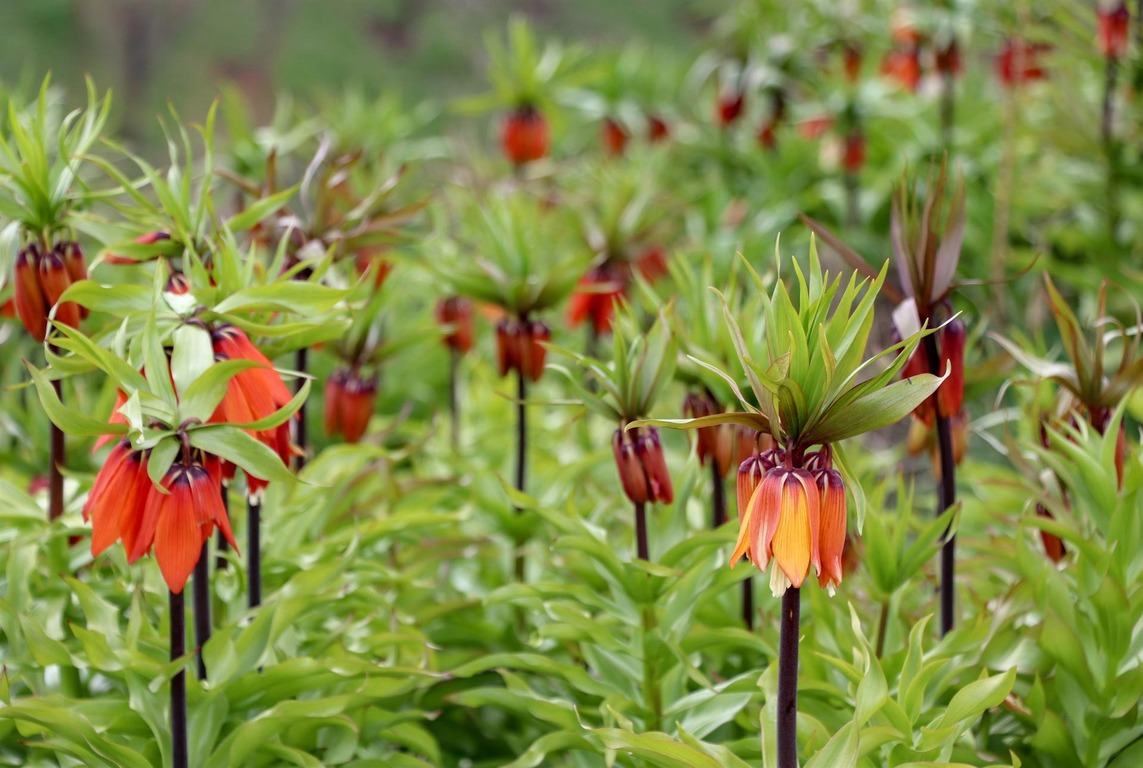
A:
86,440,238,594
211,324,298,498
732,447,848,596
324,367,378,444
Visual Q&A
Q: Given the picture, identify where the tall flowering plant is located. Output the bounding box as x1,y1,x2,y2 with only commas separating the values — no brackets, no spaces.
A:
0,78,110,523
554,306,675,562
26,281,306,768
434,190,589,579
633,239,944,768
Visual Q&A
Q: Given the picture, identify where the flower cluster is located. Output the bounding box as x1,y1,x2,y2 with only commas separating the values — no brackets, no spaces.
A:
14,241,87,340
323,368,378,444
84,439,236,594
435,296,475,353
495,316,550,381
734,446,847,596
611,425,673,505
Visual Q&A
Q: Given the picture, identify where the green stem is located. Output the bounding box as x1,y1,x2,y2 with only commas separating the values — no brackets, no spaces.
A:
875,598,890,659
642,605,662,732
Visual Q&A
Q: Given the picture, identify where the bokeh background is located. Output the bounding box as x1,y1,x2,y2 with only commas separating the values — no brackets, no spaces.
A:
0,0,704,138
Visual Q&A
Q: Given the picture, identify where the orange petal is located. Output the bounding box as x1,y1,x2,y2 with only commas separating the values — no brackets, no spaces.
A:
770,474,812,588
153,473,201,594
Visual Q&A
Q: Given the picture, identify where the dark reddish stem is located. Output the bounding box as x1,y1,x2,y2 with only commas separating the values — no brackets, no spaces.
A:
248,496,262,608
514,370,527,581
215,485,229,570
49,375,64,522
170,589,188,768
635,501,649,561
294,347,308,470
923,333,957,635
192,543,210,680
710,460,726,528
448,347,460,448
777,587,800,768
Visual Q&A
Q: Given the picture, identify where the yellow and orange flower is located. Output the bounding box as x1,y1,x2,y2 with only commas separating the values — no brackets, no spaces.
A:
733,452,849,596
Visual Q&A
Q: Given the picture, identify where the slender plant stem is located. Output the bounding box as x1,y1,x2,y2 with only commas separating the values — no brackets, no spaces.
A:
843,171,859,229
742,575,755,630
875,598,891,658
248,497,262,609
514,370,527,581
192,543,210,680
923,334,957,636
710,461,726,528
49,376,64,522
634,501,649,562
294,347,308,471
216,485,229,570
777,587,801,768
1102,54,1120,244
940,69,955,155
448,348,460,448
170,589,188,768
642,604,662,731
586,323,599,362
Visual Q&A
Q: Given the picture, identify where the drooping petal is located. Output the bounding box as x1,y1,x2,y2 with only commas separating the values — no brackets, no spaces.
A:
745,467,785,569
152,469,202,594
769,471,813,589
816,469,847,593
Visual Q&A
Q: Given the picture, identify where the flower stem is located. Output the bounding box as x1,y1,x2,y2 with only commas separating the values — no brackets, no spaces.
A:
448,347,461,449
170,589,188,768
634,501,649,561
875,598,890,658
710,460,726,528
1102,54,1120,243
215,485,229,571
843,171,859,229
923,333,957,636
248,497,262,609
642,604,662,732
514,370,527,581
192,543,210,680
777,587,801,768
742,575,755,630
294,347,308,471
49,375,64,522
940,68,955,155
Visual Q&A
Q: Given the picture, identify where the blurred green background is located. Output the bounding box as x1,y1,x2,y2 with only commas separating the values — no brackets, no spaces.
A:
0,0,705,135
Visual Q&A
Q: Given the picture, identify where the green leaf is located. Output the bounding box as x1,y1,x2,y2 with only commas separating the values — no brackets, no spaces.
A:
807,373,944,445
170,323,215,400
187,425,294,484
177,359,259,423
25,362,127,437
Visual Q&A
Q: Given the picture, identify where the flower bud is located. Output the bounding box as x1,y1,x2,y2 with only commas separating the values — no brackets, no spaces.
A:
635,427,673,504
937,318,965,419
842,131,866,174
38,245,81,328
1036,503,1066,563
602,117,629,157
1098,2,1130,59
14,244,48,340
815,468,847,594
716,91,745,128
523,320,550,382
339,371,378,443
495,317,519,378
501,106,549,166
647,114,670,143
166,271,192,295
612,428,649,504
436,296,474,353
